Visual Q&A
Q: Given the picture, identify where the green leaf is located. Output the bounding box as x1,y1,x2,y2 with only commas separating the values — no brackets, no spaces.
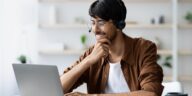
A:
185,12,192,21
157,54,161,60
166,56,172,61
17,55,27,64
163,62,172,68
81,34,87,44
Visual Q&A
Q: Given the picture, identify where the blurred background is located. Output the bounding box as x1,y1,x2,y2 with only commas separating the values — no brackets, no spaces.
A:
0,0,192,96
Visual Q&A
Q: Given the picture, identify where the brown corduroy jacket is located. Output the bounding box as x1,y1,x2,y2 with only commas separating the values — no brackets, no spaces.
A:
63,34,164,96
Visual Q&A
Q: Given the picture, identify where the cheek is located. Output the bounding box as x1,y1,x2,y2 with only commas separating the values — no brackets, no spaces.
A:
106,27,116,35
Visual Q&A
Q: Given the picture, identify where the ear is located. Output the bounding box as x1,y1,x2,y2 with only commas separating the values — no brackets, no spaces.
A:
116,28,121,32
117,21,126,30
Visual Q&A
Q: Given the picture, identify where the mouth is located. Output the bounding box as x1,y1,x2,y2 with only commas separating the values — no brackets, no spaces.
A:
95,32,107,40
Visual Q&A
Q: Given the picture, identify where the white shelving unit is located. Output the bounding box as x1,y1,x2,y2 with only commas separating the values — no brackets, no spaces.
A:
38,49,192,56
164,75,192,81
39,23,87,29
39,23,173,29
38,0,192,82
39,23,192,30
172,0,178,81
178,0,192,3
39,49,86,55
179,24,192,29
38,0,192,3
39,0,172,3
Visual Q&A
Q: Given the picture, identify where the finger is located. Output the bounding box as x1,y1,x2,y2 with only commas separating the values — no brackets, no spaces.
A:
97,38,111,45
102,50,109,58
96,44,109,55
102,44,109,50
98,44,109,54
94,42,102,49
95,42,109,50
64,92,73,96
99,47,109,57
101,47,109,55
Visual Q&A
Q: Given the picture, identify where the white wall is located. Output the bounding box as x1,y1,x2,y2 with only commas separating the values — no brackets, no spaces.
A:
1,0,38,95
2,0,22,95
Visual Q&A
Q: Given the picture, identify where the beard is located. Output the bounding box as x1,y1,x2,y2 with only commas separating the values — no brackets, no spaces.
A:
109,30,117,43
95,30,117,43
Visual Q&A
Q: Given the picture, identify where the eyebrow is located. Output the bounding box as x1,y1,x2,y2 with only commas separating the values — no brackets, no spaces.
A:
91,19,105,22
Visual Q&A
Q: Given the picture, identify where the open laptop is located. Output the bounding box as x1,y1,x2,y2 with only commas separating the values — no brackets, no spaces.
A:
12,64,64,96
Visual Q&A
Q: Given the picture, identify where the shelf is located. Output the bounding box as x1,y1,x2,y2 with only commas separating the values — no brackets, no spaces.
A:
157,50,192,56
178,0,192,3
157,50,172,56
126,24,172,29
39,0,192,4
39,23,173,29
38,49,85,55
38,49,192,56
39,23,88,29
179,50,192,56
164,75,192,81
39,0,172,4
39,0,92,4
120,0,172,3
39,23,192,29
179,24,192,29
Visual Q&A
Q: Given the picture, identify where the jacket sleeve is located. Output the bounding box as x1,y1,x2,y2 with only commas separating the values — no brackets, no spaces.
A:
139,41,164,96
63,46,93,92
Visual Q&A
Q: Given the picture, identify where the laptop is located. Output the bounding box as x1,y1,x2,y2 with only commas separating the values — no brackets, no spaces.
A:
12,64,64,96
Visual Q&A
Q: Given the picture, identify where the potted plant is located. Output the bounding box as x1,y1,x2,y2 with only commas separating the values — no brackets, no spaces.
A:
157,55,172,68
17,55,27,64
185,12,192,23
80,34,87,49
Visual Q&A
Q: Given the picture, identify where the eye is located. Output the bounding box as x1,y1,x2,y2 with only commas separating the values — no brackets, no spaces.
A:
90,20,95,25
98,20,106,26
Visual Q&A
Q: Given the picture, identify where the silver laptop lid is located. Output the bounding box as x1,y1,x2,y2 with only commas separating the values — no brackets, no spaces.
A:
13,64,64,96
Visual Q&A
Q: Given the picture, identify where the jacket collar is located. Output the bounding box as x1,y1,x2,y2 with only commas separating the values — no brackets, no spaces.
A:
121,33,134,66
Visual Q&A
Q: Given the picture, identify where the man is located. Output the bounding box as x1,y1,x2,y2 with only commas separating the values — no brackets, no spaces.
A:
60,0,164,96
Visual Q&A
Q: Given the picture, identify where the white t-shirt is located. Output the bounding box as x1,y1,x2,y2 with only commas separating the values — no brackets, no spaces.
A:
104,62,130,93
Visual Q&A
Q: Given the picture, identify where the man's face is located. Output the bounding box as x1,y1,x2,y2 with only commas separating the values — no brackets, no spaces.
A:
90,17,118,42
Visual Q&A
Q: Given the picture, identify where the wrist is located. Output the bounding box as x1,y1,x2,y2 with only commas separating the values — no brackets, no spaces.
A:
82,55,93,67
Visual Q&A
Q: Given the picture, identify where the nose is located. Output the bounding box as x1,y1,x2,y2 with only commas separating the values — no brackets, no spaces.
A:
92,24,101,33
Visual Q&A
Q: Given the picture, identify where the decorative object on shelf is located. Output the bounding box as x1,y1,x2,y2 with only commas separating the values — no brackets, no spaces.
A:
151,18,155,24
163,56,172,68
74,17,86,24
151,15,165,24
157,55,172,68
80,34,87,49
17,55,27,64
49,5,57,24
185,12,192,23
159,15,165,24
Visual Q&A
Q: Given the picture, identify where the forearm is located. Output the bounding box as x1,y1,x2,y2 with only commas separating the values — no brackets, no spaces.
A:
95,91,157,96
60,56,91,93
